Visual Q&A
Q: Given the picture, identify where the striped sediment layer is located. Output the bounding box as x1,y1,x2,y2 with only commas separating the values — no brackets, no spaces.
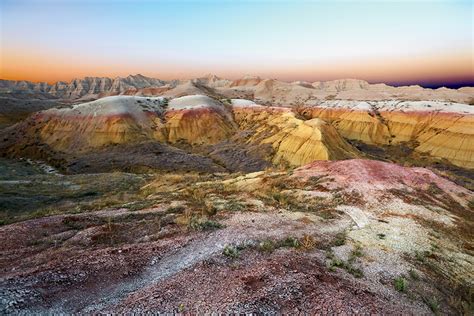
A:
297,101,474,169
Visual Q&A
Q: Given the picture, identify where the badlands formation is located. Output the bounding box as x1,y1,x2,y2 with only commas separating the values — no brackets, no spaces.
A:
0,75,473,314
0,95,360,172
1,74,473,169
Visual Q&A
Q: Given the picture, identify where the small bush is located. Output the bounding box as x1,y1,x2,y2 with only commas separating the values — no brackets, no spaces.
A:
468,199,474,210
258,240,275,253
332,231,347,246
223,245,239,258
279,236,300,248
424,296,440,314
196,219,223,231
347,266,364,278
226,200,245,212
409,269,420,280
349,244,364,260
394,276,407,292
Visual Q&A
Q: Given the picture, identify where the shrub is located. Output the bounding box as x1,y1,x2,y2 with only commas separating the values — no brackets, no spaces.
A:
409,269,420,280
468,199,474,210
223,245,239,258
424,296,440,314
427,183,442,195
226,200,245,212
347,266,364,278
394,276,407,292
258,240,275,253
279,236,300,248
332,231,347,246
348,244,364,262
195,219,223,231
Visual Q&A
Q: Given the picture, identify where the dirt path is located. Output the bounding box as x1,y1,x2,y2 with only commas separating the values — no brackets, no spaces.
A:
28,211,343,313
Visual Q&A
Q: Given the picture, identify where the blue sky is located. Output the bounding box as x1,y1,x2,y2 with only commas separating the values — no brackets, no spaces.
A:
1,0,472,85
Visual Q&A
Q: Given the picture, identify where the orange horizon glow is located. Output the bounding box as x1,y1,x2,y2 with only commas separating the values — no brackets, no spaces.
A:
2,1,472,88
1,49,472,86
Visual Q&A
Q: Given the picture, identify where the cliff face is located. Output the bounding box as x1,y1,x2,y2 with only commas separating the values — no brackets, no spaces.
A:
298,101,474,169
233,106,359,166
0,95,360,171
0,75,166,100
1,95,472,170
9,96,167,154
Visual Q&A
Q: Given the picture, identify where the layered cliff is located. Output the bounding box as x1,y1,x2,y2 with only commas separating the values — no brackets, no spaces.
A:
233,105,359,166
0,95,360,171
0,75,166,100
298,101,474,168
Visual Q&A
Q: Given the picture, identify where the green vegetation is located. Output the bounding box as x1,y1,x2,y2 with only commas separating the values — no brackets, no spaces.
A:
225,200,246,212
332,231,347,246
423,296,440,315
0,159,148,225
326,246,364,278
408,269,420,281
348,244,364,262
280,236,301,248
394,276,407,292
223,245,239,258
258,240,275,253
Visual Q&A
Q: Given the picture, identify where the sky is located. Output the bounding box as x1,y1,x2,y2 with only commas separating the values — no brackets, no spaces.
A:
0,0,473,87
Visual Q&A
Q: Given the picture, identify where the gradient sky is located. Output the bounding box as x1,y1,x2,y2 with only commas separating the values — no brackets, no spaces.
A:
1,0,473,87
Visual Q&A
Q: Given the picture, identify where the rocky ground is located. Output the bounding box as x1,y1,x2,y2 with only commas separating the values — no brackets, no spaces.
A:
0,158,472,314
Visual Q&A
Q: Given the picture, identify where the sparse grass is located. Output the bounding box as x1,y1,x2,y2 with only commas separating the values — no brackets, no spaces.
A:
123,199,157,212
348,244,364,262
225,200,246,212
394,276,407,292
423,296,440,315
331,231,347,246
325,246,364,278
408,269,420,281
0,160,148,223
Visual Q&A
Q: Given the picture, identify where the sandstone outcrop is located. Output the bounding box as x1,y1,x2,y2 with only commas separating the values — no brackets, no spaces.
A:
298,101,474,169
233,105,359,166
0,95,360,171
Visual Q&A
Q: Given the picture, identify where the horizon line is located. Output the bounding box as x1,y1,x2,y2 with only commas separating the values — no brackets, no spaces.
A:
1,74,473,90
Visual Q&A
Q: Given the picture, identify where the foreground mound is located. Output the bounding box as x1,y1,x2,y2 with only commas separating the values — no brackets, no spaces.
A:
1,159,472,314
